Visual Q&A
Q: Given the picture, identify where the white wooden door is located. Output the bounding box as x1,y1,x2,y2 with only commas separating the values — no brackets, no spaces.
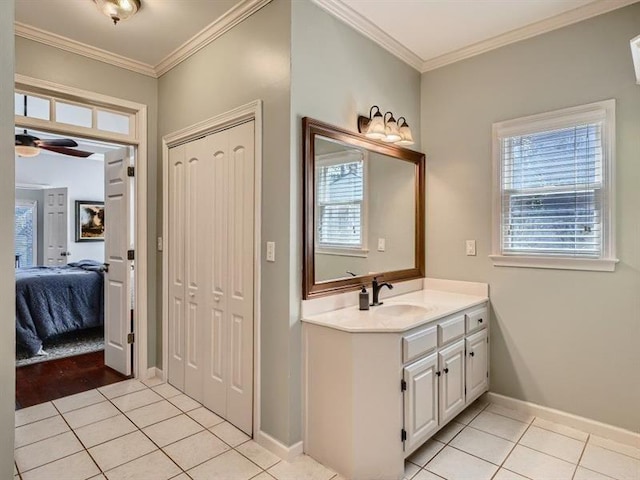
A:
403,352,438,451
104,147,132,376
466,329,489,401
438,339,465,424
43,187,68,265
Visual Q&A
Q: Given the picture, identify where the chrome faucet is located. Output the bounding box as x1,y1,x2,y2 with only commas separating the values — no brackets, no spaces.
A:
370,276,393,306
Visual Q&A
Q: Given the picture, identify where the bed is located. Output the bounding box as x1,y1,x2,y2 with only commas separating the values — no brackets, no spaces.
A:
16,260,105,356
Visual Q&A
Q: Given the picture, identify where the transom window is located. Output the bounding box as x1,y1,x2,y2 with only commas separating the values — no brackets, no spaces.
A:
491,100,617,271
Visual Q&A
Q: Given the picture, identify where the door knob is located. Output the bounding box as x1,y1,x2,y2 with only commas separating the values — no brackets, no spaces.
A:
443,368,449,374
214,295,221,302
60,251,71,257
189,292,195,297
469,352,475,357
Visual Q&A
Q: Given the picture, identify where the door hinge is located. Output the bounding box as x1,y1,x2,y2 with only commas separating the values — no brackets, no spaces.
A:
127,249,135,260
487,371,489,378
401,379,407,392
127,166,135,177
127,332,135,344
401,429,407,442
465,386,467,395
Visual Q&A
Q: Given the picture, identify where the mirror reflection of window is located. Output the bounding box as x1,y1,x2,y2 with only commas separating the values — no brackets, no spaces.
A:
15,200,37,268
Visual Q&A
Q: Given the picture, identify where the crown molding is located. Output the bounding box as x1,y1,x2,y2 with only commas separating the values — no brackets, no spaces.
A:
154,0,272,76
310,0,423,71
420,0,640,72
14,21,157,78
631,34,640,85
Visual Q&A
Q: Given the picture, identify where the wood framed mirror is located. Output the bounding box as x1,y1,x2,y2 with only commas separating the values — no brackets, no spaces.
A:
303,117,425,299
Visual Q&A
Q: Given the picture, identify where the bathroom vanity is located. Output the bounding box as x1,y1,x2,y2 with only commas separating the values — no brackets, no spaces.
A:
302,280,489,480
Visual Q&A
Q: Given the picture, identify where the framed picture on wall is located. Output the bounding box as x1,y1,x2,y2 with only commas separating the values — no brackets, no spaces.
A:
75,200,105,242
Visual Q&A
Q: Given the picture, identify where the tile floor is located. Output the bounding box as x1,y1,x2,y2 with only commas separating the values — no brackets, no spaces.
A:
13,379,640,480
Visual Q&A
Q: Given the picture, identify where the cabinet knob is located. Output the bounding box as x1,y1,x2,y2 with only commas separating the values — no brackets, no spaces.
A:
436,371,441,377
443,368,449,374
469,351,475,357
214,295,221,302
478,318,483,323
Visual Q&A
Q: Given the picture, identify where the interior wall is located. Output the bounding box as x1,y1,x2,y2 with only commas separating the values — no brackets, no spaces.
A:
0,1,16,477
421,4,640,431
16,155,105,263
157,0,294,445
291,0,421,442
15,37,159,367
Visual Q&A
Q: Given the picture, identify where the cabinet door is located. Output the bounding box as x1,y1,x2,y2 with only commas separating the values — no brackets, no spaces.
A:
403,352,438,451
466,329,489,401
438,339,465,424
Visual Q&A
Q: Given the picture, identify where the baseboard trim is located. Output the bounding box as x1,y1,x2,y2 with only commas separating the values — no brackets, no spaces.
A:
145,367,164,380
486,392,640,447
255,430,303,461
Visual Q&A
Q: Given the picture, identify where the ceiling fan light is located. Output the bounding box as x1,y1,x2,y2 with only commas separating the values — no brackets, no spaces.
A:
15,145,40,157
94,0,141,25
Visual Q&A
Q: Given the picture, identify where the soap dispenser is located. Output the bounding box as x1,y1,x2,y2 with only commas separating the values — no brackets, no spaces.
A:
359,285,370,311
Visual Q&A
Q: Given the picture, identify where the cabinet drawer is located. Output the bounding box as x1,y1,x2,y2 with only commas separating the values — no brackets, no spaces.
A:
402,326,437,364
466,305,488,333
438,314,465,346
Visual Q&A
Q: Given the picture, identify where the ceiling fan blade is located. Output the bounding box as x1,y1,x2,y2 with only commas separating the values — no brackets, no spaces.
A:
39,146,94,158
36,138,78,148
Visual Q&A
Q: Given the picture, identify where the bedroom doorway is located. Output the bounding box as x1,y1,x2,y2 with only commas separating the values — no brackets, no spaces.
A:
14,76,149,407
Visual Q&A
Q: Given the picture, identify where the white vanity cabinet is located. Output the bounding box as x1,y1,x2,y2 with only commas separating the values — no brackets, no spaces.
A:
303,299,489,480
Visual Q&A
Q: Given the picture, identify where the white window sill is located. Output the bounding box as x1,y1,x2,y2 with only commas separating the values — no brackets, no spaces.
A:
489,255,618,272
316,247,369,258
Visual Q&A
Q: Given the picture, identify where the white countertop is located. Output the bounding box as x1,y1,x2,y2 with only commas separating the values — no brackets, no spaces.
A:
301,288,488,333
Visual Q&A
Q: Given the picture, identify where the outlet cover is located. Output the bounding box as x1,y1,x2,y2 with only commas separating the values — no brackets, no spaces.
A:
466,240,476,256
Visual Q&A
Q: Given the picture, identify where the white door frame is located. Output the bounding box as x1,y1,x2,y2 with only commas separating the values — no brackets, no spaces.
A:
14,74,149,379
162,100,262,437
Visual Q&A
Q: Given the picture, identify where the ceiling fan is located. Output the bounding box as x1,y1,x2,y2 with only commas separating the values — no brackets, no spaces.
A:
15,95,94,158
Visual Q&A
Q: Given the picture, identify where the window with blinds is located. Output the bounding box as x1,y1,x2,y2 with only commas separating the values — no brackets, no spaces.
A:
15,201,37,268
316,151,366,250
492,100,616,271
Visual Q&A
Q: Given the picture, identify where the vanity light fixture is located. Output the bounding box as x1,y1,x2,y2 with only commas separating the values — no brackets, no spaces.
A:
94,0,141,25
357,106,415,146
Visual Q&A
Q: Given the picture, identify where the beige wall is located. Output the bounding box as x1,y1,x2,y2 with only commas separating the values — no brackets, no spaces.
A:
0,0,15,477
14,37,160,366
421,4,640,431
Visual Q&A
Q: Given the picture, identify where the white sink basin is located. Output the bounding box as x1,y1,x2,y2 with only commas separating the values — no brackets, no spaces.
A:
373,304,433,318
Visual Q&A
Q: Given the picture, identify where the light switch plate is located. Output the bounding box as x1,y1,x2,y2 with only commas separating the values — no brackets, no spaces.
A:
266,241,276,262
377,238,386,252
466,240,476,256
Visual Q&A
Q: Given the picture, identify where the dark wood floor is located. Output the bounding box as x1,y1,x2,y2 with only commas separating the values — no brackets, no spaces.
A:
16,351,131,409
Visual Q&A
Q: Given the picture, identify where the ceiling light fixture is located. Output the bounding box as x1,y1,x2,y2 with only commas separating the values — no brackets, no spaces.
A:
94,0,141,25
357,106,415,146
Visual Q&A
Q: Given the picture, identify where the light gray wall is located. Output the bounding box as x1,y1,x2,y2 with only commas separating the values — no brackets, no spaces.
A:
15,188,44,265
15,37,159,366
158,0,294,445
0,0,16,477
421,4,640,431
291,0,421,442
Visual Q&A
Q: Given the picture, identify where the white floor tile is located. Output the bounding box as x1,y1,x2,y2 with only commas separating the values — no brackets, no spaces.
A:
74,414,138,449
492,468,530,480
89,430,157,472
434,421,465,443
15,415,69,448
21,451,99,480
252,473,276,480
14,431,83,473
110,389,163,413
187,406,225,428
210,422,251,447
503,445,576,480
15,402,58,427
125,400,181,429
580,444,640,480
486,404,534,424
404,460,420,479
189,450,262,480
162,430,230,471
449,426,515,465
141,377,164,387
412,470,443,480
453,400,487,425
469,411,529,442
407,439,445,467
142,414,204,447
574,466,617,480
151,383,182,399
104,450,181,480
268,454,335,480
53,390,106,414
89,475,107,480
519,425,585,463
531,417,589,442
167,394,201,412
98,380,147,400
590,436,640,460
63,401,120,429
426,445,498,480
169,474,191,480
236,440,280,469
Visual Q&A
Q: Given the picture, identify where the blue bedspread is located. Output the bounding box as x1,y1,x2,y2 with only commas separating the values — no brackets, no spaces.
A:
16,260,104,355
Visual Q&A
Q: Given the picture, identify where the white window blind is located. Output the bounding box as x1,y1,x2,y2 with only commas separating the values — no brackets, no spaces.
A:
492,100,616,271
316,152,365,249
